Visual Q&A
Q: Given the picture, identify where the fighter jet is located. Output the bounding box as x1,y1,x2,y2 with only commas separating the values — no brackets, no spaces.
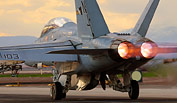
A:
0,0,176,100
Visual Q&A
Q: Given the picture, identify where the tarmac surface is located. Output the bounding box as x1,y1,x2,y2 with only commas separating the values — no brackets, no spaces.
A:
1,66,177,103
0,86,177,103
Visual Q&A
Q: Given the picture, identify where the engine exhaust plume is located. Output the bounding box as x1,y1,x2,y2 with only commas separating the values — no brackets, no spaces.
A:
141,42,158,59
118,42,134,59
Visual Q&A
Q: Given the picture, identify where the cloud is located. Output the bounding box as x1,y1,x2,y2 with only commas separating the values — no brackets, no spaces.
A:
0,0,75,37
6,9,23,14
0,0,176,39
0,0,31,7
97,0,108,4
0,0,75,25
0,0,141,36
0,33,12,36
0,10,4,16
22,0,75,24
103,12,139,32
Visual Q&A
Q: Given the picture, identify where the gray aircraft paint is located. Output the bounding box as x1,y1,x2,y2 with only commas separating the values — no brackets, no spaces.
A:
75,0,110,40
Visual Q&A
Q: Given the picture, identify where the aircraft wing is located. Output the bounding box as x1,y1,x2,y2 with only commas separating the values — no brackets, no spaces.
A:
0,41,80,65
48,49,110,55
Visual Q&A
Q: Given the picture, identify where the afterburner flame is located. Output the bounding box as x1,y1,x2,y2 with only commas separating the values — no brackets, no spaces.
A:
141,42,157,58
118,42,134,59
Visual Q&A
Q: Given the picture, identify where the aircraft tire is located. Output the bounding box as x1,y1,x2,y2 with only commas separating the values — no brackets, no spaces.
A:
62,92,66,98
50,82,66,100
128,80,139,100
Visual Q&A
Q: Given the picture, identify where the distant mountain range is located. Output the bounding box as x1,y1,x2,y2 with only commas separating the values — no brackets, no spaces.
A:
147,26,177,43
121,26,177,43
0,36,38,47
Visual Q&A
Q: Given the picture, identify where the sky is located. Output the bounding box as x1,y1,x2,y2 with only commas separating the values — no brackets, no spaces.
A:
0,0,176,43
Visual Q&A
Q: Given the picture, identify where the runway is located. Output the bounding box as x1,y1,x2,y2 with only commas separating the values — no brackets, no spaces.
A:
0,86,177,103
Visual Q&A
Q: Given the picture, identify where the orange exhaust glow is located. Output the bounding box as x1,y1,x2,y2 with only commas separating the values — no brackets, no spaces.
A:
117,42,177,60
118,42,134,59
141,42,157,58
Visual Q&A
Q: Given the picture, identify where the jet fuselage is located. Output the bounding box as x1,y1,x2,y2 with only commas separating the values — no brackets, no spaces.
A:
26,18,153,74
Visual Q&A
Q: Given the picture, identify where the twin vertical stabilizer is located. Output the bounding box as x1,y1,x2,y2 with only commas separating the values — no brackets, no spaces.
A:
131,0,160,37
75,0,110,40
75,0,160,39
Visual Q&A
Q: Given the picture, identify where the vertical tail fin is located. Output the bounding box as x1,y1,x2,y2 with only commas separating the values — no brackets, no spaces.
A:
131,0,160,37
75,0,110,40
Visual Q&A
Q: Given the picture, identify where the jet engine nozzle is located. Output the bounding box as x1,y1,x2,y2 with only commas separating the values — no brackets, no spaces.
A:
140,42,158,59
118,42,135,59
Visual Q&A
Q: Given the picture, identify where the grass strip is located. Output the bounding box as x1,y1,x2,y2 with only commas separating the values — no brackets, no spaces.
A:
0,72,160,78
0,74,53,77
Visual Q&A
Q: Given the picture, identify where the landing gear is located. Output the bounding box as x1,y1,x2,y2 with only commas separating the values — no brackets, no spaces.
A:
128,80,139,100
0,65,22,76
108,73,139,100
11,65,22,77
50,82,66,100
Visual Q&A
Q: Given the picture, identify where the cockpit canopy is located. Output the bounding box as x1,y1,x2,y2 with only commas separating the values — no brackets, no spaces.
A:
40,17,73,37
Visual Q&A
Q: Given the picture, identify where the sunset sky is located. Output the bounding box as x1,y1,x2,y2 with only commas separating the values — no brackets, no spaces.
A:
0,0,176,42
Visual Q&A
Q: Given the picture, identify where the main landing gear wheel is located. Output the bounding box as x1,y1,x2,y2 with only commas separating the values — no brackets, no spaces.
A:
50,82,66,100
128,80,139,100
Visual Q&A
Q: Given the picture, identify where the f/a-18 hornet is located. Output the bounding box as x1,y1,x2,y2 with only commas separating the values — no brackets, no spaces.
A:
0,0,176,100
